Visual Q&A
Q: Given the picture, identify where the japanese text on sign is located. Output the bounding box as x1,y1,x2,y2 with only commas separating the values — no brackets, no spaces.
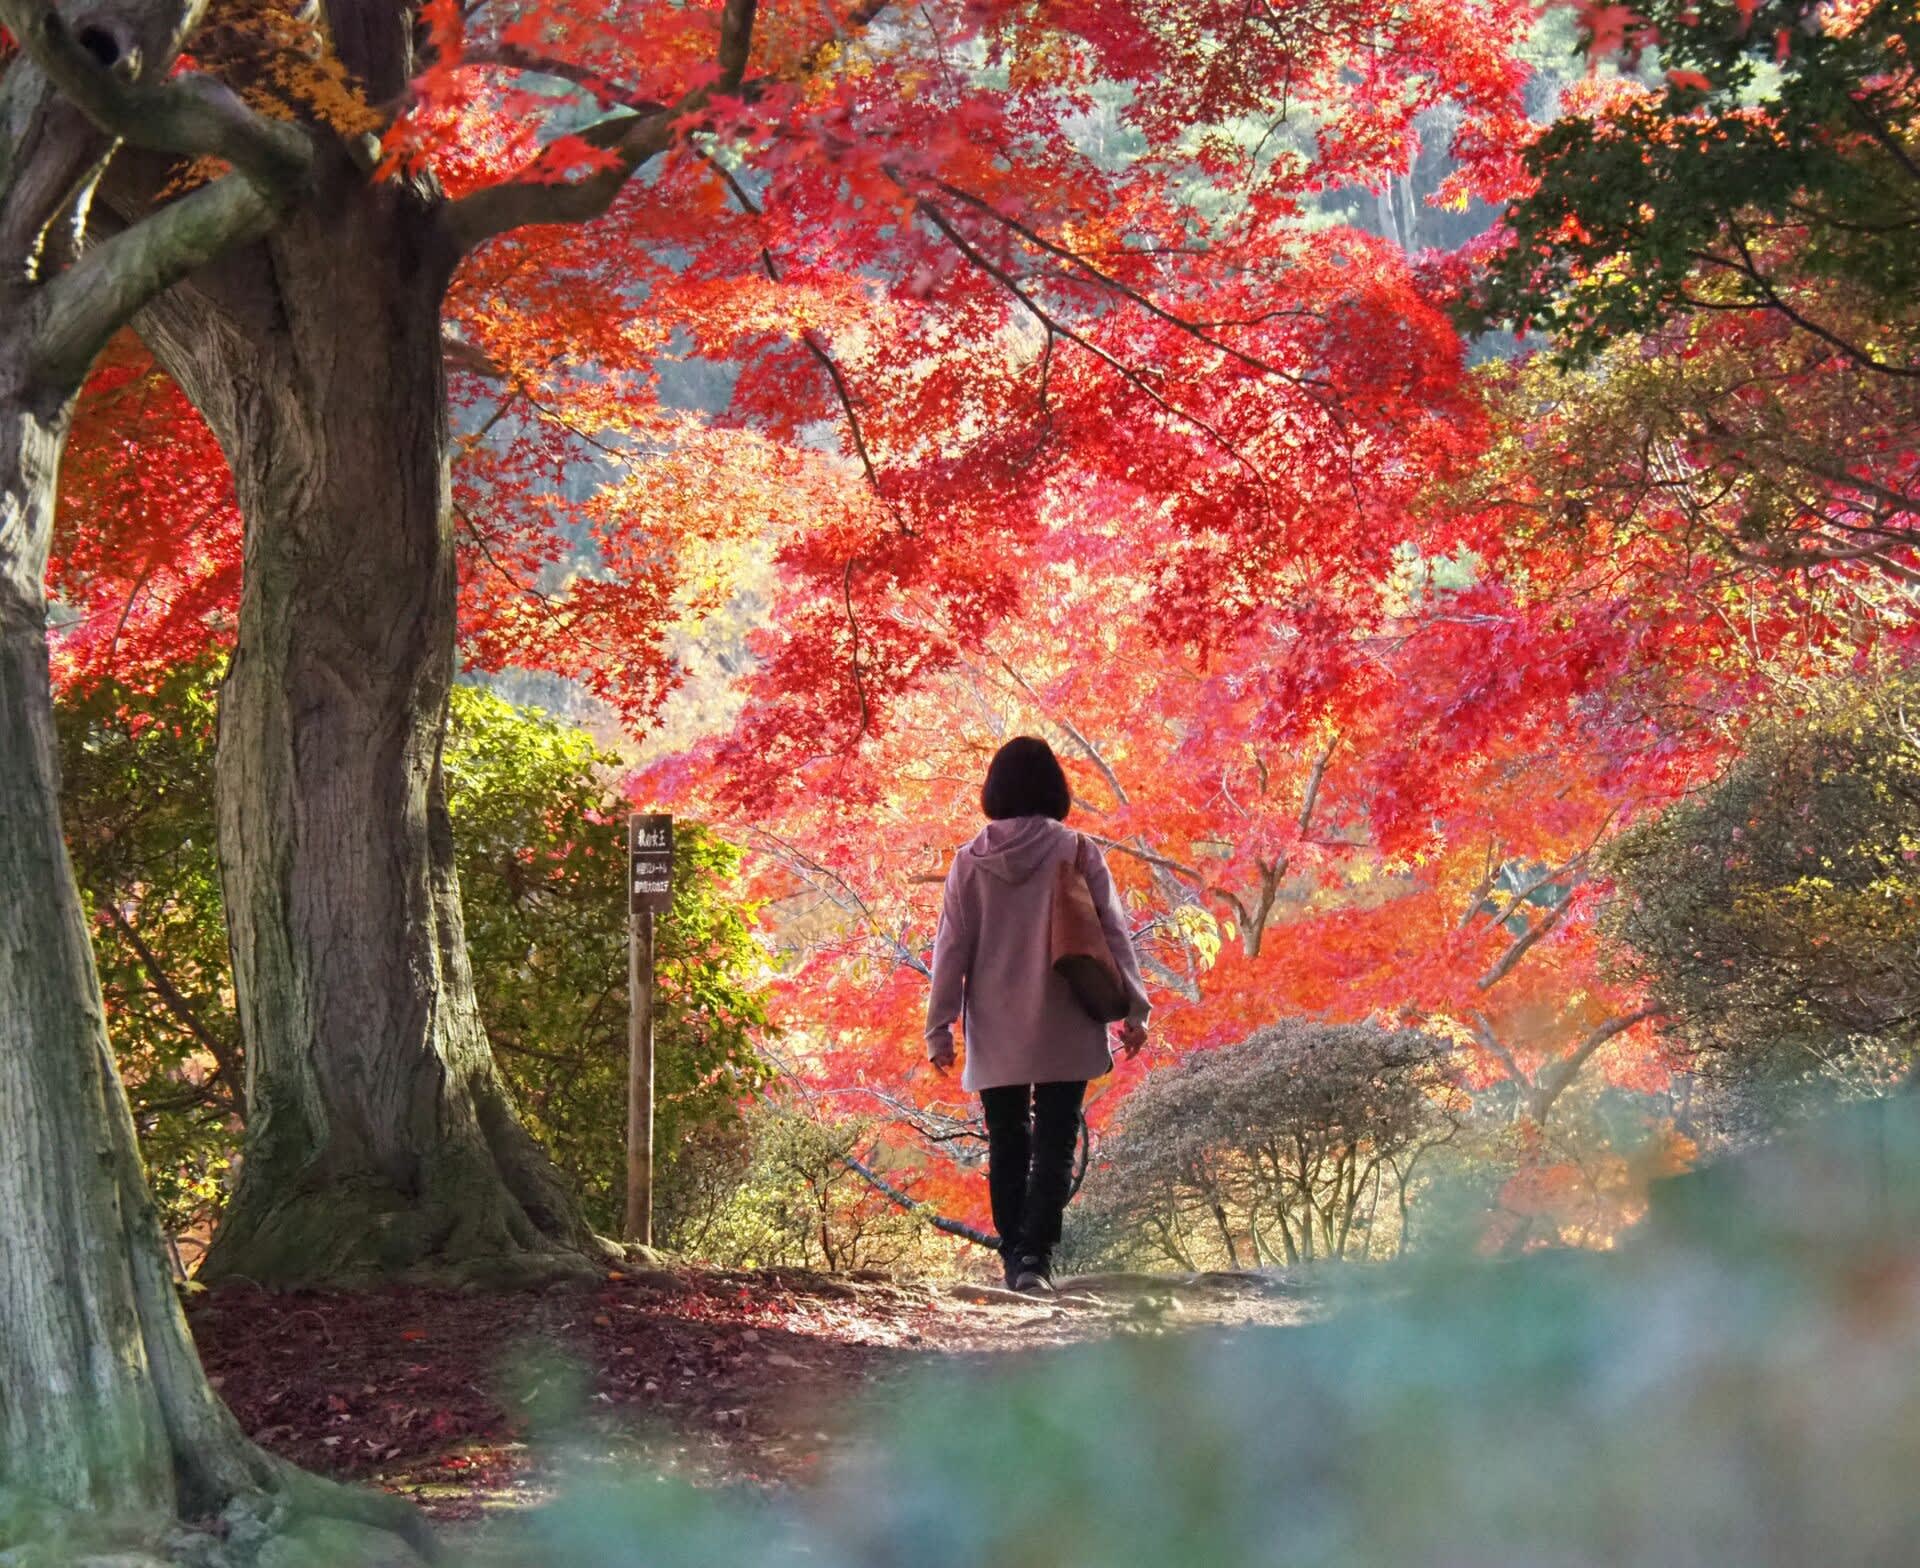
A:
629,813,673,914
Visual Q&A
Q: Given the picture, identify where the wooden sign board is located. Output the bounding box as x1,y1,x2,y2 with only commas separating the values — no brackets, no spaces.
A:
629,813,673,914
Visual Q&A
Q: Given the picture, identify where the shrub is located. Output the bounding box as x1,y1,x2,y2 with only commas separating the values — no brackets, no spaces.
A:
57,663,239,1249
1071,1020,1462,1271
481,1098,1920,1568
1605,671,1920,1120
665,1100,943,1274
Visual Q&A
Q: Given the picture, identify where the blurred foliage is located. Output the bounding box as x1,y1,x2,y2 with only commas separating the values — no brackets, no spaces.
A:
1069,1022,1463,1272
57,666,772,1242
1605,671,1920,1114
477,1095,1920,1568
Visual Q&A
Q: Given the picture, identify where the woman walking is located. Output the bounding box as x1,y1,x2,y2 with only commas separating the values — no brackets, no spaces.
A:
925,736,1150,1293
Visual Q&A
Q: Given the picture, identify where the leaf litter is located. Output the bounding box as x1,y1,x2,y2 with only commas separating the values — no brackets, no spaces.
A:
189,1267,1311,1522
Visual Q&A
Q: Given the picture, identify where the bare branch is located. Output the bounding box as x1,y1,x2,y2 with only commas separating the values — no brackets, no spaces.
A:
458,44,664,112
923,174,1336,406
991,655,1131,807
441,330,507,379
103,903,241,1101
749,826,925,973
1477,860,1567,932
1456,841,1501,932
842,1154,997,1247
0,0,313,385
441,106,684,250
1082,834,1204,883
1468,1009,1530,1095
1529,1006,1660,1122
834,558,874,740
1688,228,1920,380
1297,735,1336,836
909,194,1271,485
701,149,902,524
1476,878,1580,992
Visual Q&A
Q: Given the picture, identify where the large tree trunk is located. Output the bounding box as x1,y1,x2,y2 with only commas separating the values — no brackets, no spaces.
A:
141,154,600,1288
0,67,257,1508
0,23,422,1558
0,395,249,1521
0,390,426,1557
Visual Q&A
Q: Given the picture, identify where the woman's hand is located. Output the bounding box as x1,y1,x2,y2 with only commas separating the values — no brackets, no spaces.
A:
1116,1018,1148,1058
929,1042,956,1076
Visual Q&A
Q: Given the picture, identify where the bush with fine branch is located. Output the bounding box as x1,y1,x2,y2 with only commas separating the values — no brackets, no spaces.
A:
1072,1020,1462,1271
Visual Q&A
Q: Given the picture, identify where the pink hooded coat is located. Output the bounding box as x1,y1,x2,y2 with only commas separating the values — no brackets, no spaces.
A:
924,816,1152,1092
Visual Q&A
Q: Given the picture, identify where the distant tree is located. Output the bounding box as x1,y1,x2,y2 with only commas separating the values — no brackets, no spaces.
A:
1605,671,1920,1106
1452,317,1920,584
1463,0,1920,578
1473,0,1920,376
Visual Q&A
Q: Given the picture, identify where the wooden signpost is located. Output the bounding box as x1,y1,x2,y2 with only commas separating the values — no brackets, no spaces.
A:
626,813,673,1247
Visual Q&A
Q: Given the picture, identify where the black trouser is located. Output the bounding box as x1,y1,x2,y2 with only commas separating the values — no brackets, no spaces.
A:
979,1080,1087,1261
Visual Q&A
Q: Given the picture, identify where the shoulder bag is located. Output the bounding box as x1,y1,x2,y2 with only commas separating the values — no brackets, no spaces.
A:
1049,835,1130,1023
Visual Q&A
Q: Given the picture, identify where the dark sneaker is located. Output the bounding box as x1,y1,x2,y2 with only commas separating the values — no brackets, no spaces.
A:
1012,1253,1054,1293
1000,1251,1023,1291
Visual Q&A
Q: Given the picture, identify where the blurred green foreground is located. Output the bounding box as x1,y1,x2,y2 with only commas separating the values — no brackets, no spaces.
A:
482,1093,1920,1568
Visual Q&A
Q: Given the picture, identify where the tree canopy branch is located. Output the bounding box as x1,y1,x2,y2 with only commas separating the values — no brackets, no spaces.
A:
0,0,310,188
1476,883,1579,992
34,171,281,388
1,0,313,385
910,192,1272,487
701,148,899,521
443,0,759,254
1529,1006,1659,1122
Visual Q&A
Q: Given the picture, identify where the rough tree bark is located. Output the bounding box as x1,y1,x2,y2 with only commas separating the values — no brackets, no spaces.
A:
0,390,269,1530
114,0,762,1287
0,11,424,1555
137,147,603,1286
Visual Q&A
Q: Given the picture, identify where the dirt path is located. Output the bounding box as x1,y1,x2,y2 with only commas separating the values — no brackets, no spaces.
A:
188,1266,1314,1522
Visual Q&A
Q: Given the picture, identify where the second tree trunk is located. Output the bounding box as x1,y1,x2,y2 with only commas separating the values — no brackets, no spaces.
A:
143,160,598,1286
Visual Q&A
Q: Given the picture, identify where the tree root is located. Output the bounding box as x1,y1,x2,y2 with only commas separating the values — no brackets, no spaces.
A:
0,1467,434,1568
198,1155,620,1290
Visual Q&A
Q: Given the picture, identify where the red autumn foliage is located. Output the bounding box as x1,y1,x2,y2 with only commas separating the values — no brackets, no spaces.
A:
51,0,1918,1255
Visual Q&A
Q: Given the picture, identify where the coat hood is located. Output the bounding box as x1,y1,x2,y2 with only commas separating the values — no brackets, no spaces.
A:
964,815,1068,885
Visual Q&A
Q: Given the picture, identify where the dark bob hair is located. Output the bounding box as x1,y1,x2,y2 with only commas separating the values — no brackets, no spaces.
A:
981,735,1071,821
